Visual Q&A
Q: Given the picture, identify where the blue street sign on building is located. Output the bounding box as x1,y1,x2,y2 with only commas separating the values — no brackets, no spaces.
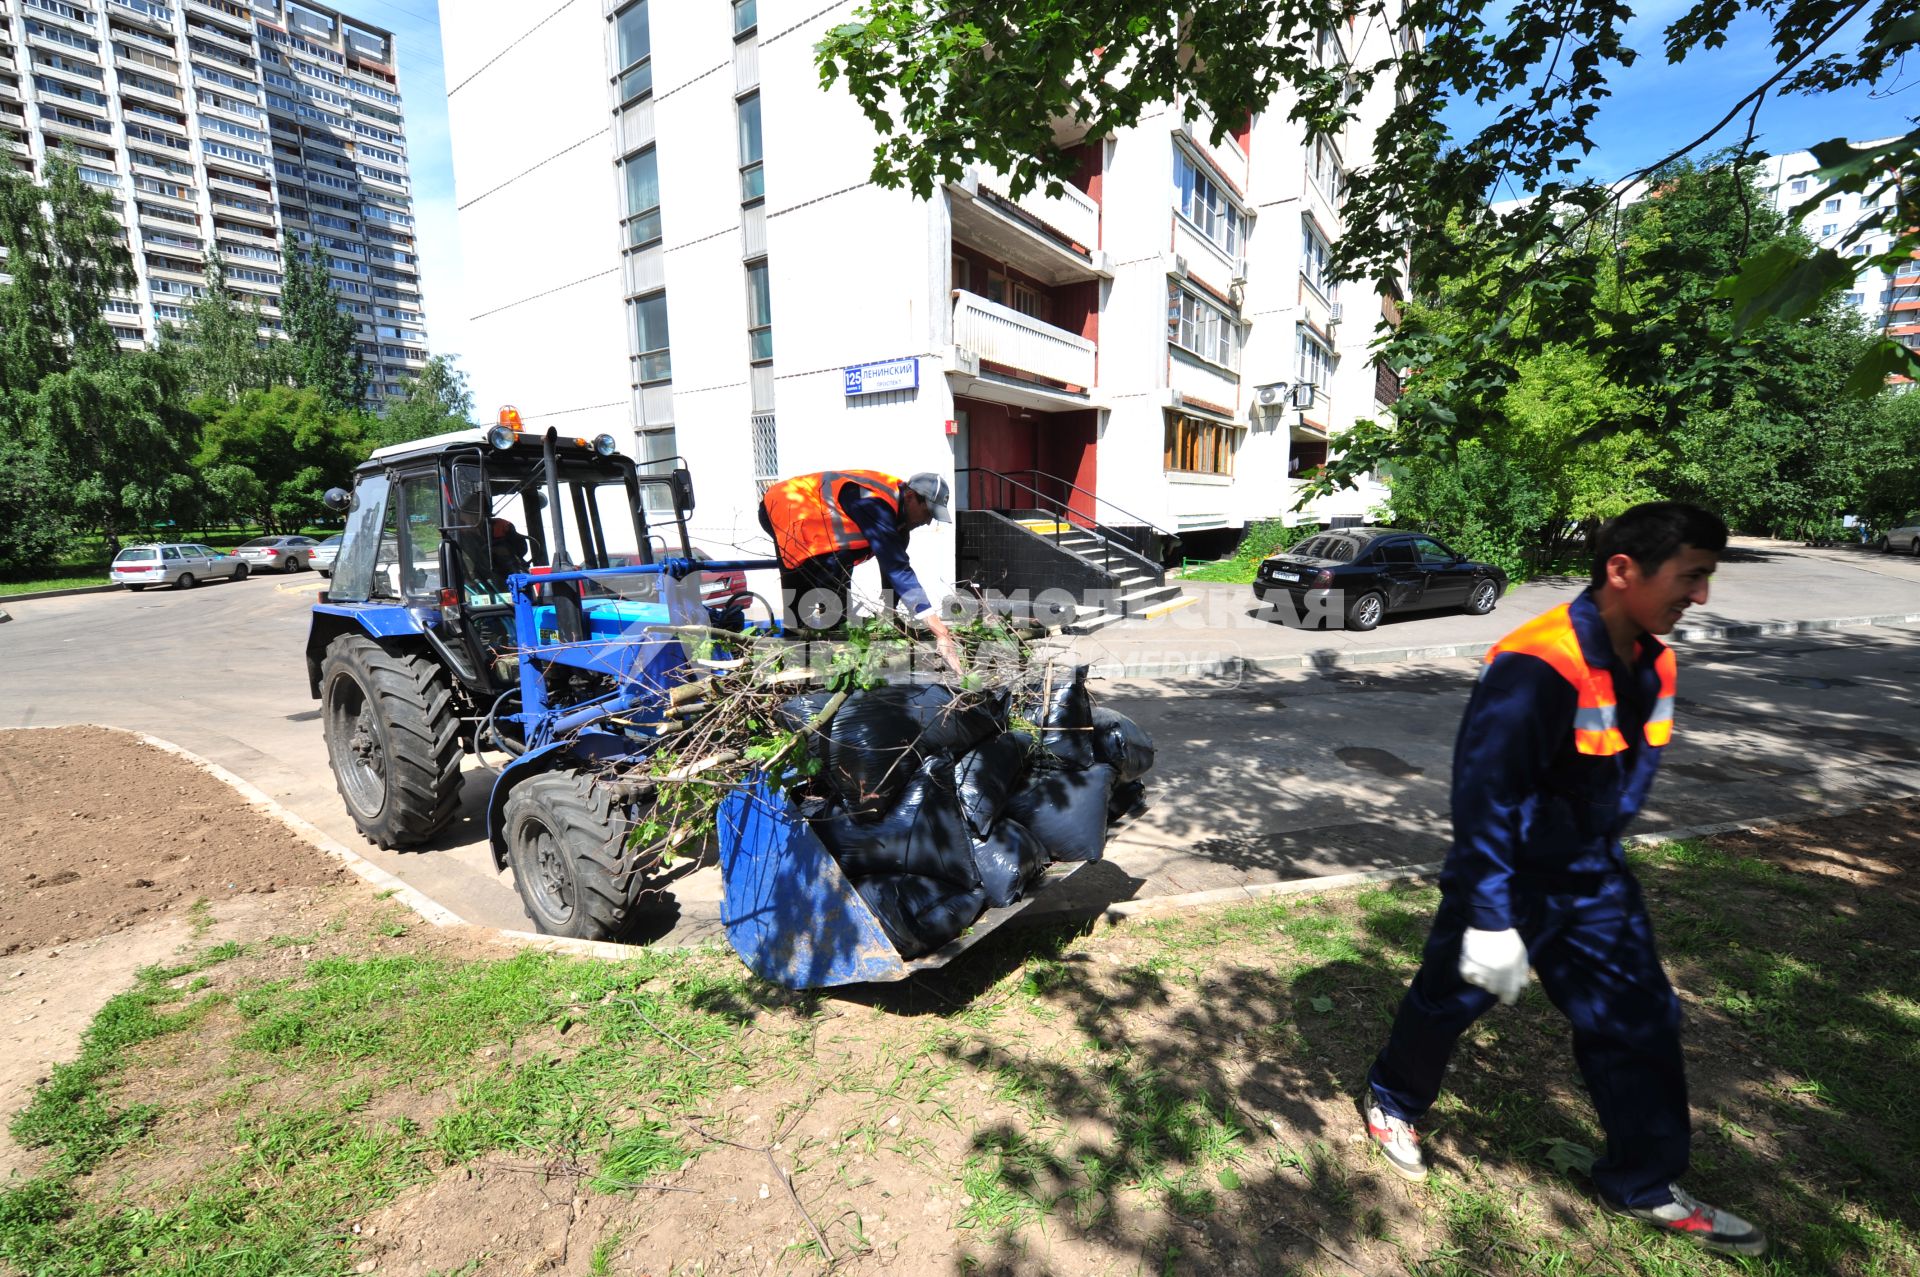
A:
843,357,919,397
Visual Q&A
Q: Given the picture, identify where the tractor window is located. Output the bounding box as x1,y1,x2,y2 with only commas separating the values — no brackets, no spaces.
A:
397,475,444,600
328,474,394,603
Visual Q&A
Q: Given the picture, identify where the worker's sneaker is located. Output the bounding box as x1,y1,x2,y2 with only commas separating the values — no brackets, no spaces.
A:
1611,1184,1767,1257
1364,1101,1426,1181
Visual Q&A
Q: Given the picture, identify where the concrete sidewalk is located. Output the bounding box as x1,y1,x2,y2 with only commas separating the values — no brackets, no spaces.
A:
1055,538,1920,677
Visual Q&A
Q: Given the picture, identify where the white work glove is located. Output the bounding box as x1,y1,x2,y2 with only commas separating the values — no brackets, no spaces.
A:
1459,927,1530,1005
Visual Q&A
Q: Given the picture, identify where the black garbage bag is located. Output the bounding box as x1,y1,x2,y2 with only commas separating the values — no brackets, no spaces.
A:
1091,707,1155,782
901,684,1000,755
855,873,988,959
812,757,980,889
1039,663,1096,769
1107,778,1147,823
952,731,1032,837
969,818,1047,908
1006,763,1116,861
820,688,928,818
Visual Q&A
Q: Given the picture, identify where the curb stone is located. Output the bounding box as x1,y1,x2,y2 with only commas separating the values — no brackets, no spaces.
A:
0,583,117,602
0,607,9,624
1082,611,1920,680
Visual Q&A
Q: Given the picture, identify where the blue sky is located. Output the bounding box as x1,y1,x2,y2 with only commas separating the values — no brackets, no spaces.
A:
374,2,1916,387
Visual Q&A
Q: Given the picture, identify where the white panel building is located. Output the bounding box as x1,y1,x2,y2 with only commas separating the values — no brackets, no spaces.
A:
1759,141,1914,356
442,2,1411,613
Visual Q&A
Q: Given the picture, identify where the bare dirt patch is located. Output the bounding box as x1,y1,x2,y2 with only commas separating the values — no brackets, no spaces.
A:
0,726,349,956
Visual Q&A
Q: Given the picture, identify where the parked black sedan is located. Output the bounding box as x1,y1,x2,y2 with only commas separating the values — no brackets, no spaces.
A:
1253,528,1508,630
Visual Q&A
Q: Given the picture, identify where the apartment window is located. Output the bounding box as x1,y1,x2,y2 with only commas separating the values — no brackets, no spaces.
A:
1823,197,1841,212
1173,145,1244,257
1849,243,1869,257
1307,134,1345,208
733,0,756,36
751,412,777,493
1167,281,1239,370
985,268,1046,321
1297,324,1334,391
614,1,652,104
1163,410,1236,476
737,91,764,202
621,146,661,247
1820,223,1837,237
632,290,670,383
745,259,773,362
1845,291,1865,306
1301,218,1335,298
1789,178,1807,195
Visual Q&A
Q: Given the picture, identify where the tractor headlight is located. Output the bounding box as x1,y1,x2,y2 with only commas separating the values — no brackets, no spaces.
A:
592,433,617,457
487,424,517,450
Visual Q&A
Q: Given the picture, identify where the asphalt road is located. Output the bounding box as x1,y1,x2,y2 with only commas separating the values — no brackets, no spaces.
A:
4,545,1919,943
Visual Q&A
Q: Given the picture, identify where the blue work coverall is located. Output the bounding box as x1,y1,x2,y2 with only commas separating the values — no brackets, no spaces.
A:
1368,588,1689,1209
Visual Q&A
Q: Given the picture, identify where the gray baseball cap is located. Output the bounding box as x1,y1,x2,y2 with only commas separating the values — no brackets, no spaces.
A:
903,472,952,522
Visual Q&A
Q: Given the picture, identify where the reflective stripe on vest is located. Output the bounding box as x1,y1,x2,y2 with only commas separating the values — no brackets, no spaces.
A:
760,470,903,569
1482,603,1676,756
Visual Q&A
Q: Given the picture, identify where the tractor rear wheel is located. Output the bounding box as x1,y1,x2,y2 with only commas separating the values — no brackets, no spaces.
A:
503,769,657,941
321,634,463,848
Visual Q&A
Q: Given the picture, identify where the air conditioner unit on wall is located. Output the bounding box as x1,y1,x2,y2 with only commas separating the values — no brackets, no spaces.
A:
1290,382,1317,409
1328,302,1344,325
1256,382,1286,407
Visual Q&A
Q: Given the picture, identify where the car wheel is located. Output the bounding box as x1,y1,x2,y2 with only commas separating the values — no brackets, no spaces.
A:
1877,536,1890,553
125,584,147,592
1465,578,1500,616
175,573,196,590
1345,591,1386,631
319,569,331,579
231,563,249,581
282,555,301,574
503,769,655,941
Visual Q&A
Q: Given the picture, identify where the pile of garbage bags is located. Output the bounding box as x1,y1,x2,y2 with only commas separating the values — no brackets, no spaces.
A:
779,665,1154,959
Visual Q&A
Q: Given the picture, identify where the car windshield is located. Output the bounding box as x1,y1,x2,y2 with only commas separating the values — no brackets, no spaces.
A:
1294,536,1358,562
240,537,276,548
321,535,343,547
116,547,157,561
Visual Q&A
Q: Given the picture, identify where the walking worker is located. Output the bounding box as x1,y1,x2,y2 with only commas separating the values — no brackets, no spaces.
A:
1363,502,1767,1258
758,469,964,674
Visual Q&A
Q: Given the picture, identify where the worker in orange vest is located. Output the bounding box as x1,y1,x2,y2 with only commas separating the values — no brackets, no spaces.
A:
758,470,964,674
1364,501,1766,1258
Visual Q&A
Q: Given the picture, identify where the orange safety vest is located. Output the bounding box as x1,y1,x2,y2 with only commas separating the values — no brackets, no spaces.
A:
761,470,903,570
1483,603,1676,755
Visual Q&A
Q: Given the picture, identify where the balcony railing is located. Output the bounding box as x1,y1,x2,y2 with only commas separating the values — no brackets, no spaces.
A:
970,166,1098,255
1373,358,1402,406
952,288,1095,390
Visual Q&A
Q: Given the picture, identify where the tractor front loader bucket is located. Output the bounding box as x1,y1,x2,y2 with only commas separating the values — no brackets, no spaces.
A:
715,778,1088,990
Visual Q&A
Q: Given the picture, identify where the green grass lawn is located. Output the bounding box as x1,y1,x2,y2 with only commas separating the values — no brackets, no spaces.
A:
1178,519,1317,584
4,818,1915,1275
0,529,335,597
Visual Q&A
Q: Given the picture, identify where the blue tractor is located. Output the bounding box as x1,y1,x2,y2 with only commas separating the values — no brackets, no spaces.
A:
307,416,775,942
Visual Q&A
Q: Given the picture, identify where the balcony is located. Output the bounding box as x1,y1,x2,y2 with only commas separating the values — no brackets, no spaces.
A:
948,167,1106,286
950,288,1096,396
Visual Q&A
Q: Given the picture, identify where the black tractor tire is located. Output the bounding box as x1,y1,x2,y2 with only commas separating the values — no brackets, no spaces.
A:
1345,591,1386,632
232,563,249,582
320,634,463,849
1465,578,1501,616
502,770,655,941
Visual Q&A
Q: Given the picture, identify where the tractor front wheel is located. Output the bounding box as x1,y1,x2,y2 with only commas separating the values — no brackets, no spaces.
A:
503,770,657,942
321,634,463,848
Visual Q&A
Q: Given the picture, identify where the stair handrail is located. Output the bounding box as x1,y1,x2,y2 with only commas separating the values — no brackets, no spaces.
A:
963,466,1178,548
957,466,1178,579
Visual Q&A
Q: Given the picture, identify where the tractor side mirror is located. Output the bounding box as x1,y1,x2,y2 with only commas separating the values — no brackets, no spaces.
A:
671,467,696,513
323,487,351,513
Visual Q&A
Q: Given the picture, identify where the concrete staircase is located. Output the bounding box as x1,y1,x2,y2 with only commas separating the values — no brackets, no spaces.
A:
1010,518,1185,633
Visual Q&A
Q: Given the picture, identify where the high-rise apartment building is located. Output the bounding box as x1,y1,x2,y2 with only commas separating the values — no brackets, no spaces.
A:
0,0,427,400
444,3,1410,614
1760,141,1914,353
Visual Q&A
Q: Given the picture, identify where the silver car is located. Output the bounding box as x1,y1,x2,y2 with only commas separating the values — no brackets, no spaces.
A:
233,535,322,573
110,543,251,591
1880,519,1920,555
311,534,344,577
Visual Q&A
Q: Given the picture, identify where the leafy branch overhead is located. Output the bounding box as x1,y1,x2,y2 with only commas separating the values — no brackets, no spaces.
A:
817,1,1920,489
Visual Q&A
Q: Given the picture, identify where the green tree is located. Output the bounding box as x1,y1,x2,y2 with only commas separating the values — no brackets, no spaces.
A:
371,353,475,450
280,239,367,410
816,0,1920,490
0,151,199,556
196,386,368,531
162,252,287,403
